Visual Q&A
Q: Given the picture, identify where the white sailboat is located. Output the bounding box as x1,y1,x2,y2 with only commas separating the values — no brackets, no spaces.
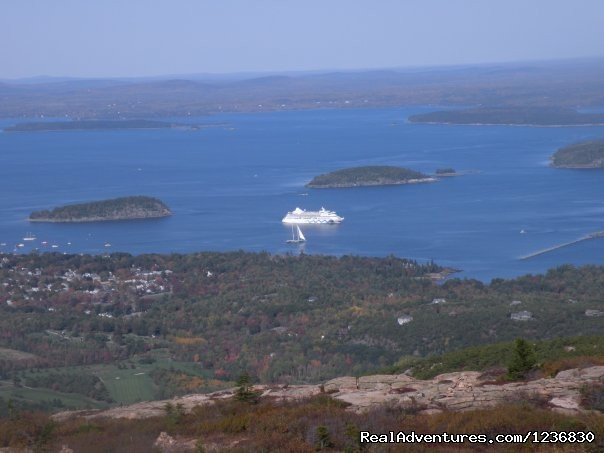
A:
286,225,306,243
23,232,36,241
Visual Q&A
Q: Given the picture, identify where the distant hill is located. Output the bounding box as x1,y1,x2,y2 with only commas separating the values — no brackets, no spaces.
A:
1,58,604,118
29,196,172,222
551,139,604,168
306,166,434,188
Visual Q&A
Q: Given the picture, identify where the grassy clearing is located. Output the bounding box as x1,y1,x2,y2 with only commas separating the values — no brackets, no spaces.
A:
95,366,157,404
13,352,220,408
0,382,107,410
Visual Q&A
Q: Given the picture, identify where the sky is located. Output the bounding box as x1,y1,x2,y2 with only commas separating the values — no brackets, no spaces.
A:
1,0,604,79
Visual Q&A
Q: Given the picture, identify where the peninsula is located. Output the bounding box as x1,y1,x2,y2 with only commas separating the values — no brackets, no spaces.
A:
306,166,435,188
29,196,172,222
409,107,604,126
551,139,604,168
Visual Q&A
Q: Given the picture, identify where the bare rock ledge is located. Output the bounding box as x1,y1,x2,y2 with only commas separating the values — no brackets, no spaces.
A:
52,366,604,422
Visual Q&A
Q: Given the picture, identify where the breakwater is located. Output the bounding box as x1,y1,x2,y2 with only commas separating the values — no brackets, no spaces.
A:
520,231,604,260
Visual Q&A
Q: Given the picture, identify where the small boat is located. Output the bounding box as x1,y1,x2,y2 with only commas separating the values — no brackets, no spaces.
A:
16,243,25,248
520,229,527,234
41,241,48,245
104,243,111,247
286,225,306,244
0,243,6,246
51,245,59,248
23,233,36,241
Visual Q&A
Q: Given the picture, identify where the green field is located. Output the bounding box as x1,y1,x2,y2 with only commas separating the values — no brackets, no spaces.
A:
0,382,108,411
94,366,156,404
4,350,225,410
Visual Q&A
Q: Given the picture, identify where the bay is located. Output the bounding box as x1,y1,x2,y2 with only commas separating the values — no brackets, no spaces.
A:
1,107,603,281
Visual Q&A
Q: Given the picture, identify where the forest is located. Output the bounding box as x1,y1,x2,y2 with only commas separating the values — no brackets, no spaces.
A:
0,251,603,413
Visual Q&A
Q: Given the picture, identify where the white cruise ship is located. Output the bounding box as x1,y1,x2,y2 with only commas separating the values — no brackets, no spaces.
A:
282,207,344,224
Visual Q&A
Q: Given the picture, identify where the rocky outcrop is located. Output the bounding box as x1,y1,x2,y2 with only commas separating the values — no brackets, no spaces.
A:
324,366,604,414
51,385,320,422
154,432,177,453
52,366,604,422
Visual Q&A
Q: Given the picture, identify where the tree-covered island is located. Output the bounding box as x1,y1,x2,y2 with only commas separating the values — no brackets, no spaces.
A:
551,139,604,168
306,165,435,188
29,196,172,222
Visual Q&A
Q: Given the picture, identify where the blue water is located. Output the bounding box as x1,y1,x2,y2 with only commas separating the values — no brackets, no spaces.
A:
1,107,603,281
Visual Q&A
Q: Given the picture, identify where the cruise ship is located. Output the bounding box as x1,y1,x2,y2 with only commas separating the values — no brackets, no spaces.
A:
282,207,344,224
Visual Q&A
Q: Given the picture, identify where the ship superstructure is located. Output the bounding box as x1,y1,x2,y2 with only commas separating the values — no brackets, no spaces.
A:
282,207,344,224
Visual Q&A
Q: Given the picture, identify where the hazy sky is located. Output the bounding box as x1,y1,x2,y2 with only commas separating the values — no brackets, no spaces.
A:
2,0,604,78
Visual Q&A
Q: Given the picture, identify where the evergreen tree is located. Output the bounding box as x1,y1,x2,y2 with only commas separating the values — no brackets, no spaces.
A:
507,338,537,380
235,372,259,403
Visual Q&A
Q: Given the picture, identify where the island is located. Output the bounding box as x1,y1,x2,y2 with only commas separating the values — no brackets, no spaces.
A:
306,166,435,188
435,167,457,176
29,196,172,222
551,140,604,168
409,108,604,126
4,119,200,132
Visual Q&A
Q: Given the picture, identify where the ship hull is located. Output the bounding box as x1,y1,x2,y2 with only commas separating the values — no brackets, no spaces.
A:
282,217,342,224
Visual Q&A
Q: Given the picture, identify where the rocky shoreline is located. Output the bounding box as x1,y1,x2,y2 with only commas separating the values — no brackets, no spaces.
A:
29,212,171,222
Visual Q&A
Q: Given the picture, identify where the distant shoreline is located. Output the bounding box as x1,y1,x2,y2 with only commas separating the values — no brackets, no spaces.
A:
3,120,227,133
409,120,604,128
408,107,604,127
549,163,604,169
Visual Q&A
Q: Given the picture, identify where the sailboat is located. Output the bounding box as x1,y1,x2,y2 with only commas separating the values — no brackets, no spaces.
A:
286,225,306,243
23,232,36,241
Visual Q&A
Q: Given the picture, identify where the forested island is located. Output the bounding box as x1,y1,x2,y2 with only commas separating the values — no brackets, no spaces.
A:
4,119,193,132
29,196,172,222
551,139,604,168
306,165,434,188
409,107,604,126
